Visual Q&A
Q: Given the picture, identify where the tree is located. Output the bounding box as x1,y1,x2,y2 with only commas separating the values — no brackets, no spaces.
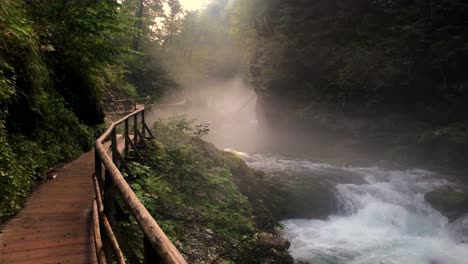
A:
161,0,184,54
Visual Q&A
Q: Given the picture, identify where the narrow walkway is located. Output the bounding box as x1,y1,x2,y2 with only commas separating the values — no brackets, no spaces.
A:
0,151,97,264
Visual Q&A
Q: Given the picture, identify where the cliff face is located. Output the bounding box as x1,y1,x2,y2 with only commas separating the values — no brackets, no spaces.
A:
250,0,468,169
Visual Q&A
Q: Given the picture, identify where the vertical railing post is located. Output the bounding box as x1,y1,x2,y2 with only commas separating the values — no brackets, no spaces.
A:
104,170,115,221
103,129,118,262
109,128,118,224
144,236,158,264
142,110,146,139
95,150,103,193
133,114,138,147
105,129,115,261
103,168,115,262
124,119,129,158
111,128,118,166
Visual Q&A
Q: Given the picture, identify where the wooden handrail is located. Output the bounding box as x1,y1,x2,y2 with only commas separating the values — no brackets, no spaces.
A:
112,96,151,103
104,97,152,116
93,106,187,264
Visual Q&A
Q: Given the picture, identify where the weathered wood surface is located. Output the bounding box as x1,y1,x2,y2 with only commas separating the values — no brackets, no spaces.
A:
0,103,185,264
0,151,97,264
95,108,186,264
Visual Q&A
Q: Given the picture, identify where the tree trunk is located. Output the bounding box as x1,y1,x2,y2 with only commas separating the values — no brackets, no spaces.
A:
133,0,144,51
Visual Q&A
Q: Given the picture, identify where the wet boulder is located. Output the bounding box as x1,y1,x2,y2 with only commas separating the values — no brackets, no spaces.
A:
254,232,293,264
425,187,468,221
259,171,339,220
220,150,367,221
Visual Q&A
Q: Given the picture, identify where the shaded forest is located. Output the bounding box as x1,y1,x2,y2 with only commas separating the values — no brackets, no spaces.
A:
0,0,182,219
247,0,468,169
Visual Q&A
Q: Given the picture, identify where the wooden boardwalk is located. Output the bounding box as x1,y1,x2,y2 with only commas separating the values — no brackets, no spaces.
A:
0,151,97,264
0,103,185,264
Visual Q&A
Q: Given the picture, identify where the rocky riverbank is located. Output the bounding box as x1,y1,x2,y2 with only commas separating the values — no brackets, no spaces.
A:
119,117,313,263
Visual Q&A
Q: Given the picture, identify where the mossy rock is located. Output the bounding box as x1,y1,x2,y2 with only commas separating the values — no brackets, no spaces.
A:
258,171,341,220
425,187,468,221
219,150,350,221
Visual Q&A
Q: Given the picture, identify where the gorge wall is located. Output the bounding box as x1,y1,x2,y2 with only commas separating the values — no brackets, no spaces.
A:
249,0,468,170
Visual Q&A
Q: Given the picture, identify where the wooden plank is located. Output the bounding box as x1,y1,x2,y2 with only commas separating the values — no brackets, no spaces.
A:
2,235,93,253
0,107,168,264
1,223,90,241
0,243,92,259
1,220,90,235
0,151,97,263
0,243,96,263
92,199,106,264
11,253,98,264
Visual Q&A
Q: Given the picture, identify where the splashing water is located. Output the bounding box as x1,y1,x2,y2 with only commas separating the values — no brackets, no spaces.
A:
230,151,468,264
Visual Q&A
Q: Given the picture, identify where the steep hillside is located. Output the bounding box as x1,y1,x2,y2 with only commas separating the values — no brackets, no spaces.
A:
249,0,468,169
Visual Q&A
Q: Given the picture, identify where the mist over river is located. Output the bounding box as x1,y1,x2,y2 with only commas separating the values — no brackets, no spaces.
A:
155,79,468,264
230,151,468,264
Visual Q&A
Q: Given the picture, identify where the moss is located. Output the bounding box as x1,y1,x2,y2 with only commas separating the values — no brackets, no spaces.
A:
121,117,255,263
120,117,296,263
425,188,468,221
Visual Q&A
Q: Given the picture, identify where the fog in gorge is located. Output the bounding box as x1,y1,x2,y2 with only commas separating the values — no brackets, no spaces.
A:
147,76,468,264
3,0,467,263
143,0,468,263
149,48,468,264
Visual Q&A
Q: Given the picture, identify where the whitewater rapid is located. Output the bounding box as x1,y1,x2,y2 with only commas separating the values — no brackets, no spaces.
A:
231,151,468,264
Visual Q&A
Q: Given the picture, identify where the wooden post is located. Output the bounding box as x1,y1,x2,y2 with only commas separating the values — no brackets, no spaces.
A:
124,119,129,159
144,236,159,264
133,114,138,147
111,128,118,166
103,169,115,262
142,110,146,138
104,171,114,221
95,151,103,194
104,128,118,262
92,200,106,264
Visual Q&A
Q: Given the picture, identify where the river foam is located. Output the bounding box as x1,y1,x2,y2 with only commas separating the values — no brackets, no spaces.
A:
230,151,468,264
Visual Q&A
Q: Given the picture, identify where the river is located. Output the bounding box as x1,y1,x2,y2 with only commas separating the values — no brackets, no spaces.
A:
155,86,468,263
232,151,468,264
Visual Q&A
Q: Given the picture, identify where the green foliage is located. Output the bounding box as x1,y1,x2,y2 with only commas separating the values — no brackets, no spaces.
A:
250,0,468,116
239,0,468,167
0,122,30,219
0,0,186,220
0,0,94,221
24,0,135,124
124,116,255,261
161,0,253,86
118,0,184,99
0,63,15,104
100,64,137,98
0,0,48,112
0,95,94,220
124,51,178,98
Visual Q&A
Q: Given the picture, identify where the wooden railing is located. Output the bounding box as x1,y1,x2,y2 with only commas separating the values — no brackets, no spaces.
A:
92,106,187,264
105,97,152,116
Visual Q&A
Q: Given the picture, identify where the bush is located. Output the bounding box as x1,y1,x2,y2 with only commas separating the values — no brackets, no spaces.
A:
122,116,255,262
0,0,94,221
